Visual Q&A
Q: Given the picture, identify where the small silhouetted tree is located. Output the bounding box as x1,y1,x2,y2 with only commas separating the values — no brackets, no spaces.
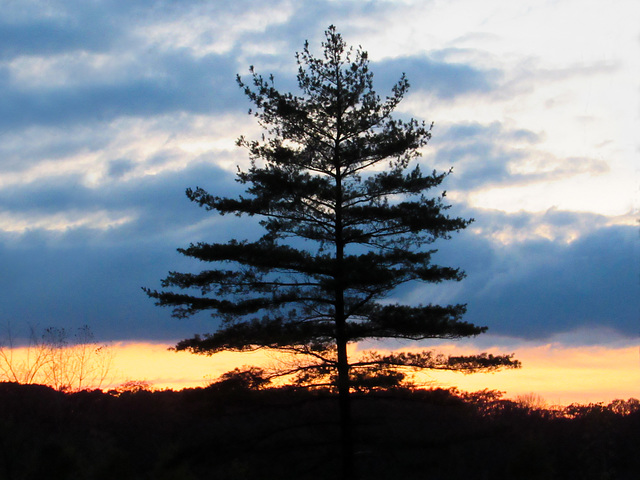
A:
146,26,519,478
41,325,113,392
0,324,113,391
0,324,50,385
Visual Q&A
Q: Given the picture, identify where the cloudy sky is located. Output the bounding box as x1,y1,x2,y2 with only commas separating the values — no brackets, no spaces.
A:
1,0,638,395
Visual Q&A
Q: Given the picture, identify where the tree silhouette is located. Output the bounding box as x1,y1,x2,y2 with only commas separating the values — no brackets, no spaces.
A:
0,324,113,391
145,25,519,478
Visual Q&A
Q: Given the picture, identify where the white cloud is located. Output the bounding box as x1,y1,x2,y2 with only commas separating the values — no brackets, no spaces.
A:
0,113,256,189
134,1,295,57
6,51,138,88
469,171,636,216
0,209,135,233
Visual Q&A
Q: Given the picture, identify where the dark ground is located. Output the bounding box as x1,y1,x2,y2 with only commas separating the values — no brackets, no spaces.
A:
0,381,638,479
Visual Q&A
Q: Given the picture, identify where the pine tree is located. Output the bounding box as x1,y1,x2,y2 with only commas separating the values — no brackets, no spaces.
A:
145,26,519,478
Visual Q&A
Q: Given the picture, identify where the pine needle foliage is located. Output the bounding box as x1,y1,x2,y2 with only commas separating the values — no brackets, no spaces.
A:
145,25,519,478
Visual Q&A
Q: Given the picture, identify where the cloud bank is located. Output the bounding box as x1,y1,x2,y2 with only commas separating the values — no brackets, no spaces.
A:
0,0,637,346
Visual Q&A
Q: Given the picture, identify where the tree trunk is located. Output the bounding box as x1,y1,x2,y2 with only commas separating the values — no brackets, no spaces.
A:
333,114,354,478
336,309,354,479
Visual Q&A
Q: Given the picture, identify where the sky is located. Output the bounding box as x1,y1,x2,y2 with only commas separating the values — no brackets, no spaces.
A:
1,0,638,400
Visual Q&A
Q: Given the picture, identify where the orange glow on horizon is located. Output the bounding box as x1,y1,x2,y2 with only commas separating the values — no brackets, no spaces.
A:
107,342,275,391
405,342,640,406
105,341,640,406
3,340,638,406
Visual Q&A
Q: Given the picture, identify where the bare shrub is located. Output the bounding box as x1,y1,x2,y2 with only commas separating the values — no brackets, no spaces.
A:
0,323,114,391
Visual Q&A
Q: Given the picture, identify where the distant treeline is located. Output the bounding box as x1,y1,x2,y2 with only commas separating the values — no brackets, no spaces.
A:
0,381,638,479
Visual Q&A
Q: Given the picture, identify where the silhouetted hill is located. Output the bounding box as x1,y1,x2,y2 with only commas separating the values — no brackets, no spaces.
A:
0,382,638,479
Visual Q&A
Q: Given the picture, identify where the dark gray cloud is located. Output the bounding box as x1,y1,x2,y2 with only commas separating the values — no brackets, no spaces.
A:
0,160,242,237
0,162,260,342
0,0,272,59
0,1,306,132
237,37,501,107
1,170,635,343
0,1,125,59
477,224,636,338
0,52,242,131
0,236,211,342
0,0,505,132
405,209,638,340
373,56,500,99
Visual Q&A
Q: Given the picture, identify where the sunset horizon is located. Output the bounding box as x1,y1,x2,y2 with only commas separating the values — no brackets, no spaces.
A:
1,0,638,415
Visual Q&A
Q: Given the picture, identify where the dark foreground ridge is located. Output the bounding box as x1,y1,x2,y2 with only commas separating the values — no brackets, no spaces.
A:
1,381,638,479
